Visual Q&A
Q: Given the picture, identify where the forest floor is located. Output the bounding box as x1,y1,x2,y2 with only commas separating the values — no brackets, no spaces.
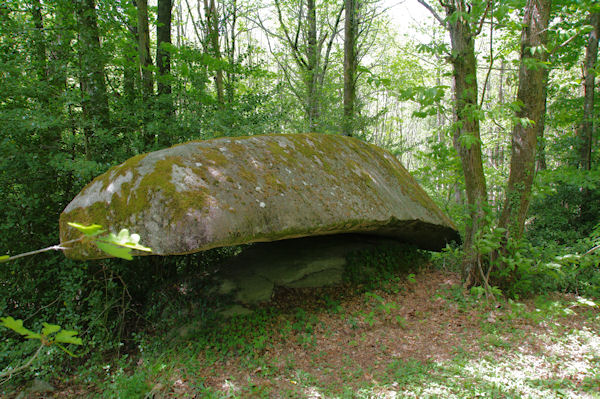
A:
17,267,600,398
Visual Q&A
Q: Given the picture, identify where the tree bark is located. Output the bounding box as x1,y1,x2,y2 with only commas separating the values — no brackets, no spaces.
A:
124,6,138,106
307,0,319,131
343,0,357,137
446,2,488,287
156,0,173,100
31,0,47,84
535,71,549,171
578,12,600,171
498,0,551,244
204,0,224,105
136,0,154,100
156,0,173,147
75,0,110,160
47,0,71,101
417,0,490,286
270,0,343,133
225,0,237,103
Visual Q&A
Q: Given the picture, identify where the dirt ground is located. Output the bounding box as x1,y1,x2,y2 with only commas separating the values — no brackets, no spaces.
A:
15,268,600,398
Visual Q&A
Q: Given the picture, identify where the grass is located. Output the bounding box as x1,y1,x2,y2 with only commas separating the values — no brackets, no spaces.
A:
5,267,600,398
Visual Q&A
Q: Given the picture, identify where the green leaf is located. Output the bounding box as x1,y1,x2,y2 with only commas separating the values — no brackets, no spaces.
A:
102,229,152,253
95,241,134,260
67,222,105,237
1,316,42,340
459,133,480,150
54,330,83,345
41,323,61,337
0,255,9,263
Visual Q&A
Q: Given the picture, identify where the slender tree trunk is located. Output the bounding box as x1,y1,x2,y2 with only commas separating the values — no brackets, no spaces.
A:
204,0,224,105
48,1,71,101
123,24,138,106
156,0,173,100
31,0,47,84
136,0,154,100
75,0,110,160
491,60,506,208
226,0,237,104
447,6,488,287
156,0,173,147
307,0,319,131
535,70,549,171
343,0,357,137
124,1,139,106
578,12,600,171
498,0,551,247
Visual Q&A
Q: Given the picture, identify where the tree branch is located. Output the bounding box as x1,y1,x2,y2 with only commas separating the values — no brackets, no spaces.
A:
416,0,446,27
320,2,344,83
0,344,44,383
274,0,308,68
474,0,494,37
479,1,495,108
549,30,582,57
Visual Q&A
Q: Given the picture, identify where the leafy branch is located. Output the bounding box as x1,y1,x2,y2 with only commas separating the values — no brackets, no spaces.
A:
0,317,83,383
0,222,151,263
0,223,152,384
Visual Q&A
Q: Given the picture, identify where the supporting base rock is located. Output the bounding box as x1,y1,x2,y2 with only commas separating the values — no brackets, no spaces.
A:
215,234,415,316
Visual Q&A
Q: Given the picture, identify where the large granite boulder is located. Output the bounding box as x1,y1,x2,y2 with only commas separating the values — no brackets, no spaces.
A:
59,133,459,259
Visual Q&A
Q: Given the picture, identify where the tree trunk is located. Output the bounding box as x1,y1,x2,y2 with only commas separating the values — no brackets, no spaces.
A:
578,12,600,171
75,0,110,160
226,0,237,104
446,4,488,287
204,0,224,105
156,0,173,147
156,0,173,100
343,0,357,137
47,1,71,102
307,0,319,131
123,14,138,106
535,73,549,171
498,0,551,245
136,0,154,100
31,0,47,84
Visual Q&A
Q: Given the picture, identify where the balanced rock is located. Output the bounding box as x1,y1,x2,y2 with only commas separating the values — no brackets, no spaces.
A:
59,133,459,259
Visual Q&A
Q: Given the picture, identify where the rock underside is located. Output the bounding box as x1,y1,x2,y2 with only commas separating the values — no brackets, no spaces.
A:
59,133,460,259
212,234,418,317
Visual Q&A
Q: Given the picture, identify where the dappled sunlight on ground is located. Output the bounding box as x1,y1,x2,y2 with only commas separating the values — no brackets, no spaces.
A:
186,269,599,397
47,268,599,398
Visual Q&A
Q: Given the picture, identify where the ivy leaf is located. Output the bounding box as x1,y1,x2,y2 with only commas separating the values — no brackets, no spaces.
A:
54,330,83,345
67,222,105,237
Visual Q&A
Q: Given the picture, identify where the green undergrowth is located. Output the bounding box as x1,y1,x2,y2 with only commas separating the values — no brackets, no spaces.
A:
344,242,427,289
82,273,599,399
4,243,600,398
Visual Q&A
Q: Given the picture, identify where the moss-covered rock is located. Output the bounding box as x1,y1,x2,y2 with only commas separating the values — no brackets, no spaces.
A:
59,133,460,259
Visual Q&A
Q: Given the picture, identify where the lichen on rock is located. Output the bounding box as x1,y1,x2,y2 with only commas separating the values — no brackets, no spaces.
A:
59,133,460,259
